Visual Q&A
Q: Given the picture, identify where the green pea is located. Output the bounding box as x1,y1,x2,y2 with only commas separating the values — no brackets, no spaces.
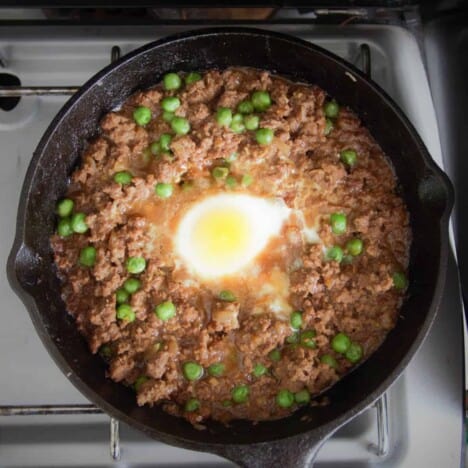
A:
116,304,135,322
237,100,254,114
134,375,148,391
163,72,182,91
161,96,180,113
184,398,200,412
185,72,202,85
212,167,229,179
79,246,96,267
252,363,268,378
171,116,190,135
56,198,74,218
70,212,88,234
99,344,112,360
325,246,344,263
154,301,176,321
162,111,174,122
324,118,334,136
345,342,363,363
126,257,146,274
255,128,274,145
222,399,232,407
231,384,249,403
115,288,130,304
340,149,357,167
150,141,161,155
331,332,351,354
300,330,317,349
159,133,172,152
346,238,363,256
155,182,173,198
241,174,253,187
290,311,303,330
268,349,281,362
113,171,133,185
230,113,245,133
133,106,152,126
393,272,408,290
208,363,225,377
330,212,347,235
286,332,299,344
342,254,353,265
216,107,233,127
126,257,146,275
276,389,294,408
218,290,236,302
251,90,271,111
183,361,203,381
123,278,141,294
294,389,311,405
320,354,338,368
324,100,339,118
182,180,194,191
57,218,73,237
225,175,237,189
225,152,238,163
243,114,260,131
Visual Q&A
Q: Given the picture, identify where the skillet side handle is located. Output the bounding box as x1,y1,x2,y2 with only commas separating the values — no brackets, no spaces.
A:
210,432,327,468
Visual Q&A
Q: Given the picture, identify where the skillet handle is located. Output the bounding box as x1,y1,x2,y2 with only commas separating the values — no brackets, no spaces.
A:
210,432,327,468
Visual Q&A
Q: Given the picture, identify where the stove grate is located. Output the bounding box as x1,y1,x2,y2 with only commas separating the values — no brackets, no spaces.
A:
0,44,372,97
0,395,390,462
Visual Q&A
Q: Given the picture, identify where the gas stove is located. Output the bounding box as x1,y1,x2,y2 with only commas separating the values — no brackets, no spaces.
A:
0,18,464,468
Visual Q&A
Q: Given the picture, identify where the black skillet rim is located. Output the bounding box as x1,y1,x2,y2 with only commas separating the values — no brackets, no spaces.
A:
7,27,453,450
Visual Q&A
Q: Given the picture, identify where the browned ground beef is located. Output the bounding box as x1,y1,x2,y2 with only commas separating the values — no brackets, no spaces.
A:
51,67,410,425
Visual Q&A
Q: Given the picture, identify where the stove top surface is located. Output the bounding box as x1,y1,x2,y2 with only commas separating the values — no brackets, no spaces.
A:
0,24,463,468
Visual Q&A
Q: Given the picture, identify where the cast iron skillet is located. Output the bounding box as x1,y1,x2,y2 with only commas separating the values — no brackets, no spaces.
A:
7,28,453,467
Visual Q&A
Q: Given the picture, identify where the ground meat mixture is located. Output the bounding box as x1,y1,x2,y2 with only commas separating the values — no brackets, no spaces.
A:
51,68,410,425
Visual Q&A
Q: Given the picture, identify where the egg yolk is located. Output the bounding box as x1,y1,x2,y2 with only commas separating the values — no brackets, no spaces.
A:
191,207,251,273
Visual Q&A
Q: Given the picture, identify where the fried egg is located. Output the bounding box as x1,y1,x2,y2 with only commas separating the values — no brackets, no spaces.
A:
175,193,291,279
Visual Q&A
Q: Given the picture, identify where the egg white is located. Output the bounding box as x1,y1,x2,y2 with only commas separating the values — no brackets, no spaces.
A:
294,210,321,244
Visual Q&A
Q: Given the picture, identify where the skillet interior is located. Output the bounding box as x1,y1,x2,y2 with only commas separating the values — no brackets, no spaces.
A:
8,28,452,455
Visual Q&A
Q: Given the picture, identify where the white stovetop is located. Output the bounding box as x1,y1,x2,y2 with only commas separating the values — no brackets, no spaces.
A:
0,24,463,468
